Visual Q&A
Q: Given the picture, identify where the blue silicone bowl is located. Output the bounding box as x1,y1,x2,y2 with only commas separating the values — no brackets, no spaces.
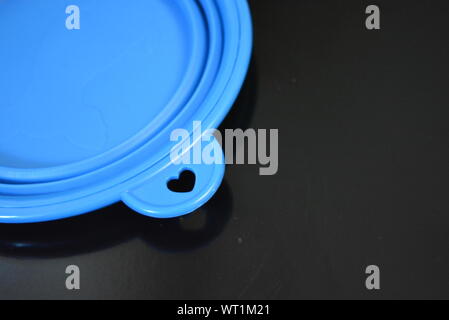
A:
0,0,252,223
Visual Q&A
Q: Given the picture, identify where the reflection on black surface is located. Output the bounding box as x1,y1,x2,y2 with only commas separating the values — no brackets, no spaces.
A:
140,182,232,252
0,182,232,258
0,59,258,259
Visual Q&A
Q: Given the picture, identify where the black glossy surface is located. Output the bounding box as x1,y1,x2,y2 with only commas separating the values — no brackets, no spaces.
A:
0,0,448,299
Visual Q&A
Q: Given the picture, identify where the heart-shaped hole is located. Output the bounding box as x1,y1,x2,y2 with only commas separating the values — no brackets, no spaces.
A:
167,170,196,193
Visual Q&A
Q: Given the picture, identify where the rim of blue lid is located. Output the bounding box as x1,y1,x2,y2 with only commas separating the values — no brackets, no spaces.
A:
0,0,253,222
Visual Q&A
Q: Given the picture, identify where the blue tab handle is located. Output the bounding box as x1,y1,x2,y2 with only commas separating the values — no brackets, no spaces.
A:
121,137,225,218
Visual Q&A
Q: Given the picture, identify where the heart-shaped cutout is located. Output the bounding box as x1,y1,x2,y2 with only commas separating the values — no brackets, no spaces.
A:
167,170,196,193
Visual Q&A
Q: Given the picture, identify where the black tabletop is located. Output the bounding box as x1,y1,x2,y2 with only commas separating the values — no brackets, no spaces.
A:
0,0,448,300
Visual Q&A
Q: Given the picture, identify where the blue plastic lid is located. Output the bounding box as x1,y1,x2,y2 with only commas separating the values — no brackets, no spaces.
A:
0,0,252,223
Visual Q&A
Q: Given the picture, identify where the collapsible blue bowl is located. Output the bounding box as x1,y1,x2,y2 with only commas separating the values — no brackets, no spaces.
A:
0,0,252,223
